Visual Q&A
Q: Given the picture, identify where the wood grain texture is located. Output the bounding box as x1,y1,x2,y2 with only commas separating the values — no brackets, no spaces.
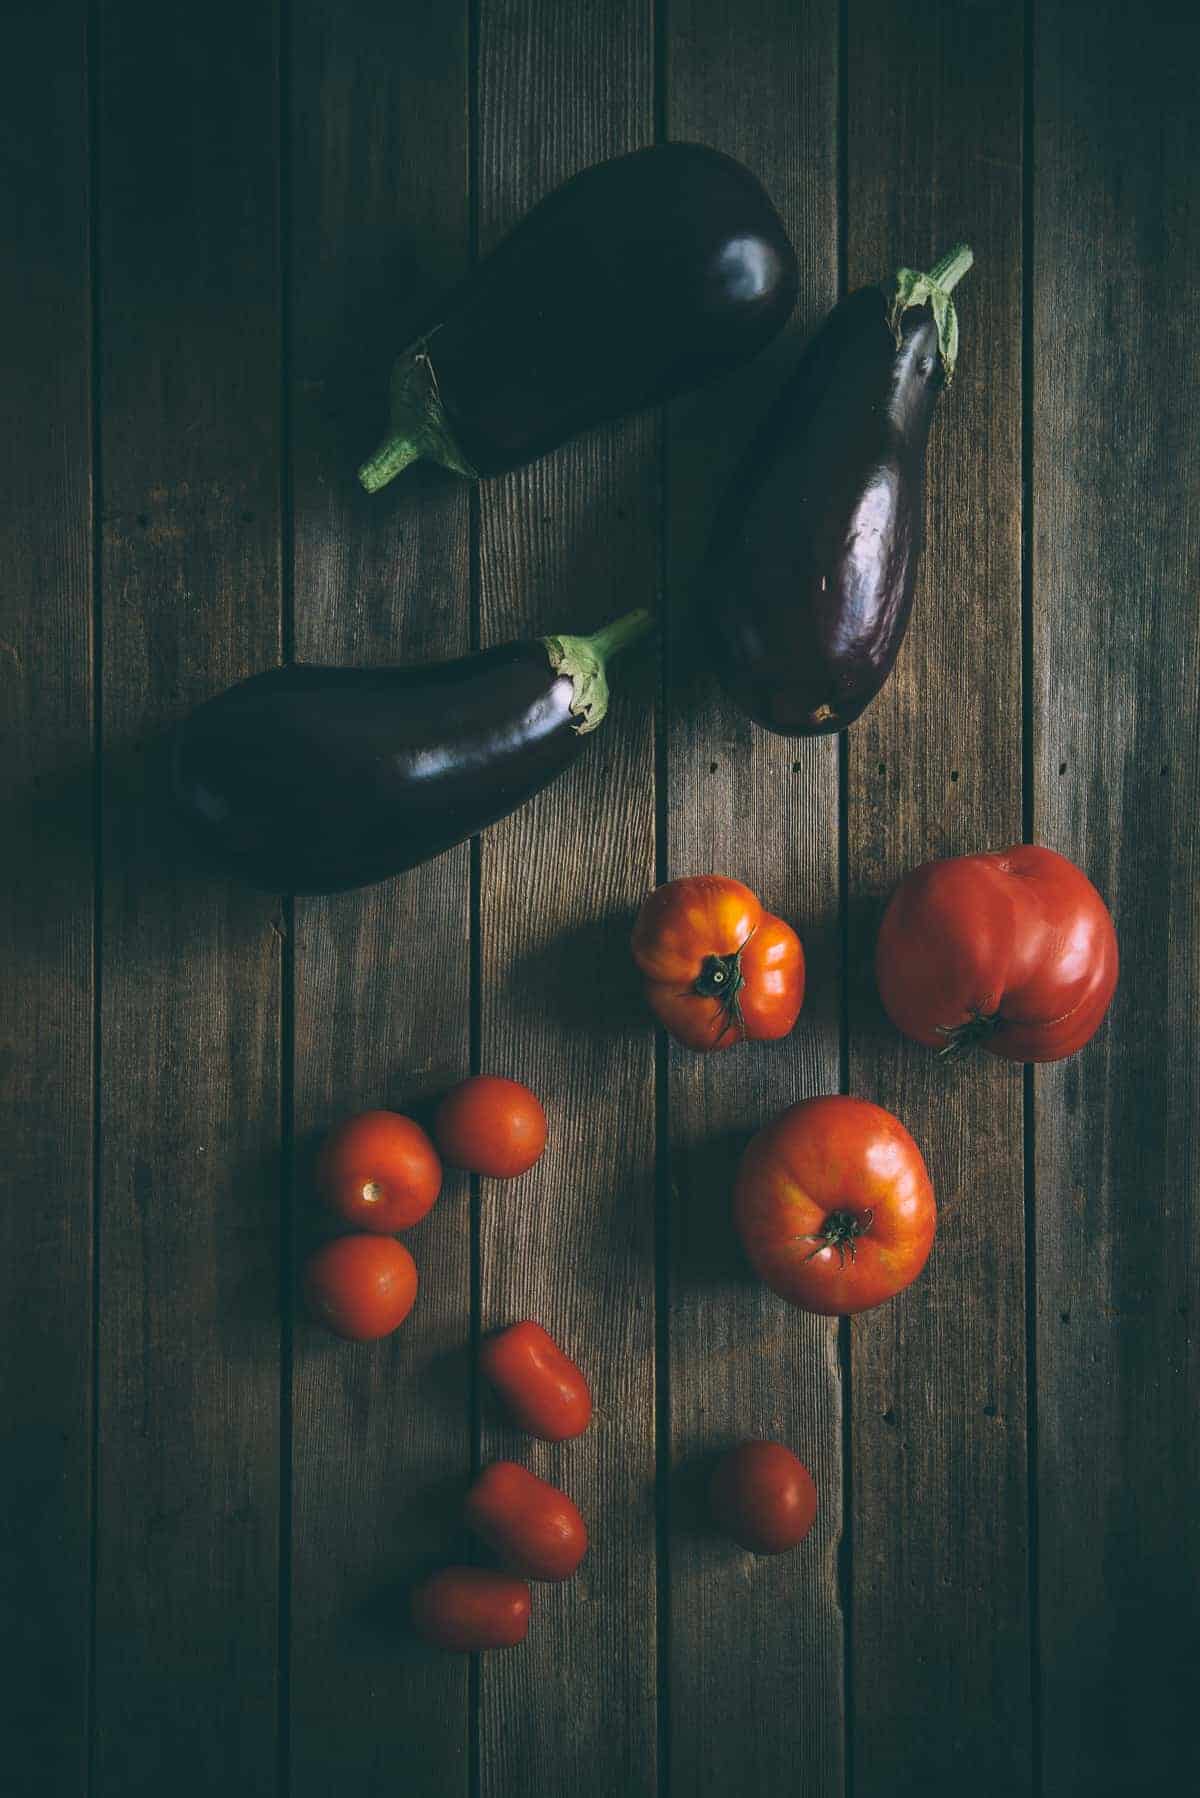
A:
0,6,93,1793
1032,5,1200,1789
93,3,283,1790
662,5,844,1794
286,4,473,1793
474,5,658,1793
845,3,1031,1791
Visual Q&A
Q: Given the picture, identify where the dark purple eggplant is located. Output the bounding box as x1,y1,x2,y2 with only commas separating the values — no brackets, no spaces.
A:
706,245,973,735
170,608,653,894
358,144,798,491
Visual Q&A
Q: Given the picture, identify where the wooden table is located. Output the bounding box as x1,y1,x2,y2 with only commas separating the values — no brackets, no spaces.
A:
5,2,1197,1793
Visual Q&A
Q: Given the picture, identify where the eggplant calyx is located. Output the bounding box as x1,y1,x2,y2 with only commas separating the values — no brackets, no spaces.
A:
936,1005,1001,1061
357,344,479,492
542,607,655,735
886,243,974,384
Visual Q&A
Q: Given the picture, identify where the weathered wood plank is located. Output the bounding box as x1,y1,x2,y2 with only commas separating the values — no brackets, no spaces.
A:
1032,5,1200,1789
474,5,658,1793
0,6,93,1792
93,2,283,1789
845,2,1030,1791
663,4,844,1794
287,4,472,1793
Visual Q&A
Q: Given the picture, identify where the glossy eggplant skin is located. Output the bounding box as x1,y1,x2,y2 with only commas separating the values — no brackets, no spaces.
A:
172,646,587,895
361,144,797,486
706,286,947,736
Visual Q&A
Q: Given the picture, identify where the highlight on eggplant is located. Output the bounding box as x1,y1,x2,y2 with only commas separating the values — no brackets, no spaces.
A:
169,608,655,895
358,143,798,492
705,244,973,737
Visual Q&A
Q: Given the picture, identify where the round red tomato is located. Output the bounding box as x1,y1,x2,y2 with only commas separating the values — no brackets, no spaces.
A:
464,1461,588,1581
631,876,804,1053
479,1321,591,1442
410,1567,531,1652
434,1076,547,1179
735,1095,936,1316
875,843,1118,1063
710,1441,817,1554
315,1109,442,1233
303,1234,418,1341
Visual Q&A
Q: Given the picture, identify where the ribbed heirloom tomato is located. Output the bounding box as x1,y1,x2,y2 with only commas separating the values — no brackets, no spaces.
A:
410,1567,531,1652
464,1461,588,1581
315,1109,442,1232
710,1441,818,1554
479,1321,592,1441
735,1095,936,1316
303,1235,418,1341
875,843,1118,1063
631,875,804,1052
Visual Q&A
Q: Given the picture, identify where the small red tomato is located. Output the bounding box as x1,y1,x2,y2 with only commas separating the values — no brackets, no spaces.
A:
315,1109,442,1233
464,1461,588,1581
479,1321,592,1442
303,1235,418,1341
410,1566,531,1652
434,1076,548,1179
710,1442,818,1553
631,875,805,1053
735,1095,936,1316
876,843,1118,1063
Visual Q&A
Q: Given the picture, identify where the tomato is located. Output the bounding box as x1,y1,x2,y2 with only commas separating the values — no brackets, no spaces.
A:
631,875,804,1052
410,1566,531,1652
464,1461,588,1581
315,1109,442,1233
734,1095,936,1316
303,1234,418,1341
875,843,1118,1063
479,1321,592,1441
710,1441,818,1554
434,1076,547,1179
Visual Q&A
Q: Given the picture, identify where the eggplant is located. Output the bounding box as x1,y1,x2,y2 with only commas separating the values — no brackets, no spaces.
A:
705,245,973,735
170,607,653,894
358,143,798,492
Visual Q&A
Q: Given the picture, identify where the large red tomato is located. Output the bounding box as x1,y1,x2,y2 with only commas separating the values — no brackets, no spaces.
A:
734,1096,935,1316
631,876,805,1052
875,844,1118,1063
464,1461,588,1581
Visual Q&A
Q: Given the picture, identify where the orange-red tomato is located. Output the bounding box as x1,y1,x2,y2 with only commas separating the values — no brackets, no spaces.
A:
303,1234,418,1341
710,1441,818,1553
464,1461,589,1581
434,1076,547,1179
631,875,805,1052
410,1566,531,1652
315,1109,442,1233
876,843,1118,1063
479,1321,592,1442
735,1095,935,1316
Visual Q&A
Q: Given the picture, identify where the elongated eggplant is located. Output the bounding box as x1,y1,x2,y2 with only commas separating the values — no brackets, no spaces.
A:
170,608,653,894
358,144,798,492
706,245,973,735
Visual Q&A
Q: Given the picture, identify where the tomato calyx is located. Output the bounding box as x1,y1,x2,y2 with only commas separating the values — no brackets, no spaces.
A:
936,1007,1003,1061
794,1208,874,1267
689,940,752,1041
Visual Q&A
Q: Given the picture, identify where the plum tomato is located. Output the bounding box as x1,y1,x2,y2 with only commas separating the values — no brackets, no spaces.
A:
464,1461,588,1581
434,1076,547,1179
710,1441,818,1554
734,1095,936,1316
303,1234,418,1341
410,1566,531,1652
479,1321,592,1441
315,1109,442,1233
631,875,804,1052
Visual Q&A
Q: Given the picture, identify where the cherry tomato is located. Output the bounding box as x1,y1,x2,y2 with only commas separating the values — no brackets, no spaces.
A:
464,1461,588,1581
434,1076,547,1179
315,1109,442,1233
410,1566,531,1652
734,1095,935,1316
710,1441,818,1553
303,1234,418,1341
479,1321,592,1441
875,843,1118,1063
631,875,805,1052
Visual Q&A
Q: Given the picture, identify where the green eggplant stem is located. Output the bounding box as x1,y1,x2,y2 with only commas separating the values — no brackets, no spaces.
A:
543,607,655,735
